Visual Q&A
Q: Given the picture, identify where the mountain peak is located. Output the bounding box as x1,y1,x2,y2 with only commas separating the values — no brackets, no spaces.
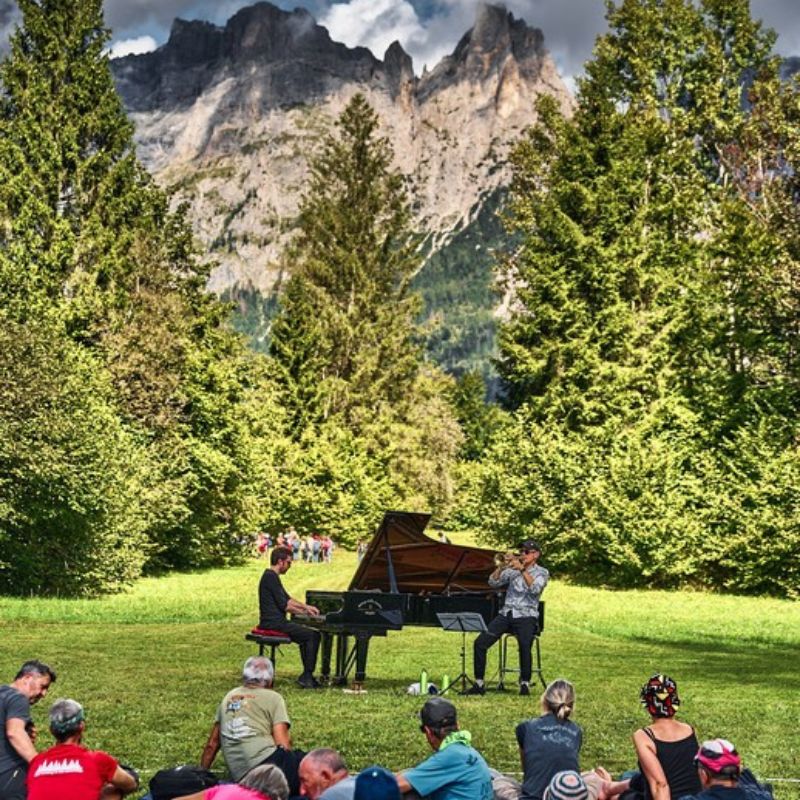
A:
418,3,547,99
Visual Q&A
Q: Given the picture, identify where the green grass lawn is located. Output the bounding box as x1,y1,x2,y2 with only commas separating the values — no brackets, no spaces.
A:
1,549,798,798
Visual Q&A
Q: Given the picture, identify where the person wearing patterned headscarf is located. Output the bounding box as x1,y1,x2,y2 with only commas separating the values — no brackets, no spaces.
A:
632,675,701,800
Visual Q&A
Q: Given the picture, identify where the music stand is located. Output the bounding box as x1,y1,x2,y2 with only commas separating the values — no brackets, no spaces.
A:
436,612,487,695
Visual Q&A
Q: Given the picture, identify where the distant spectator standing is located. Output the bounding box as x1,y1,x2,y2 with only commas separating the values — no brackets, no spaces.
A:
311,536,321,563
396,697,493,800
27,698,138,800
356,541,367,563
0,660,56,800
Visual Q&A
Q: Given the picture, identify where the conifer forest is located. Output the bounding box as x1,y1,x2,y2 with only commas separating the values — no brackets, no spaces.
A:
0,0,798,597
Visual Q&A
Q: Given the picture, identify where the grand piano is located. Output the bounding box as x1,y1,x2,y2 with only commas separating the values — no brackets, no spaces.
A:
293,510,502,687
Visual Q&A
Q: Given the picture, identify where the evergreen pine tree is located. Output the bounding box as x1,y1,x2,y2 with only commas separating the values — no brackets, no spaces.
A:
482,0,800,594
0,0,272,585
271,94,422,431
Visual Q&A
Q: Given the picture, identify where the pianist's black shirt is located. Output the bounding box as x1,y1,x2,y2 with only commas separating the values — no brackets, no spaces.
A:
259,569,289,627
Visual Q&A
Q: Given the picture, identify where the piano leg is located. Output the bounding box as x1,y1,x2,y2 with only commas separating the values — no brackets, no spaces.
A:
319,632,333,683
354,633,371,684
332,634,349,686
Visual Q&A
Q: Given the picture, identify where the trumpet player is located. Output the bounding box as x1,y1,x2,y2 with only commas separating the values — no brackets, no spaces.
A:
466,539,548,697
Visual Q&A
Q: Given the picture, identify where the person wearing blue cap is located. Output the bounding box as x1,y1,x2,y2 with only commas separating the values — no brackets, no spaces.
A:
395,697,492,800
354,766,400,800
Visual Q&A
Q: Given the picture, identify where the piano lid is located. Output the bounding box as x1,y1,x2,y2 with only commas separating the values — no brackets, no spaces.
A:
349,511,498,594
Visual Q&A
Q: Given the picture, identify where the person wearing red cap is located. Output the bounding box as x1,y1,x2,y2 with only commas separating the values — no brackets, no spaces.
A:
681,740,748,800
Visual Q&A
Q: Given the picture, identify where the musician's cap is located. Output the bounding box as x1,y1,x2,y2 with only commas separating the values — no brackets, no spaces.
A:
694,739,741,777
544,771,589,800
355,766,401,800
419,697,457,730
519,538,542,553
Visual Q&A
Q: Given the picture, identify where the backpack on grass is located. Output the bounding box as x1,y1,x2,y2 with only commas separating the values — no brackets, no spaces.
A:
149,764,219,800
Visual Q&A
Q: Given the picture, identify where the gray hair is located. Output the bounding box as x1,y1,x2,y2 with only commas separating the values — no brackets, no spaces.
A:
301,748,347,774
242,656,274,686
49,698,84,740
240,763,290,800
541,678,575,721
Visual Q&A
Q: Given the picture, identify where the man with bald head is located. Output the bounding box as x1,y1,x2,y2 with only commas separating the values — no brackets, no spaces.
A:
299,749,354,800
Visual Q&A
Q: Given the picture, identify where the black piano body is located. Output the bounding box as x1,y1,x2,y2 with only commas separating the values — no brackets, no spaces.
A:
293,511,503,686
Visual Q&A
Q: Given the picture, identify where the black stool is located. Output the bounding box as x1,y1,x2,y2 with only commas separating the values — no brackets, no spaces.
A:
497,601,546,690
245,628,292,664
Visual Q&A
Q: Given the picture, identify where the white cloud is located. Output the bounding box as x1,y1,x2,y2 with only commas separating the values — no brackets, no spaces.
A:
108,35,158,59
320,0,424,61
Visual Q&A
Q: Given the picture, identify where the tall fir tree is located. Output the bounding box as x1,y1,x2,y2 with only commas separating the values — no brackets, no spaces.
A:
270,94,463,530
481,0,800,595
0,0,275,589
271,94,422,431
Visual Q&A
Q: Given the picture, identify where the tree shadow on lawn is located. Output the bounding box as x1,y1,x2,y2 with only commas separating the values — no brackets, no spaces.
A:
626,635,800,686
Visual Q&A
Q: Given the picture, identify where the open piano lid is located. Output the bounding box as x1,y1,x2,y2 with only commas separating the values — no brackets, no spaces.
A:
349,511,497,594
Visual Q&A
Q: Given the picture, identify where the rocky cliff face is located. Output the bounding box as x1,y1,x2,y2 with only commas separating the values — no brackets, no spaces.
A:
112,1,572,300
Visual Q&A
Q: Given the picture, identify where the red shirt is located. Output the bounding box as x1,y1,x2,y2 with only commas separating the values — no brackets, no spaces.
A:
27,742,118,800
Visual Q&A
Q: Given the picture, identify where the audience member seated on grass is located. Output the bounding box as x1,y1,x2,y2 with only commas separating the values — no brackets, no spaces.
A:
200,657,304,796
354,766,400,800
298,749,352,800
26,698,138,800
176,763,289,800
0,659,56,800
395,697,493,800
678,739,771,800
516,679,582,800
544,771,590,800
631,675,701,800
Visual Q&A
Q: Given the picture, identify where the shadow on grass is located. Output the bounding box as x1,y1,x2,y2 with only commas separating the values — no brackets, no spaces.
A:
626,634,800,685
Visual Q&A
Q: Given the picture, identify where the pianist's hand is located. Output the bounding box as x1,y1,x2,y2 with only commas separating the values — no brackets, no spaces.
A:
306,604,321,616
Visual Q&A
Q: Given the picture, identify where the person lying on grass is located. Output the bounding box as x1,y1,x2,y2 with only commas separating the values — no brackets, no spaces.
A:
175,763,289,800
26,698,138,800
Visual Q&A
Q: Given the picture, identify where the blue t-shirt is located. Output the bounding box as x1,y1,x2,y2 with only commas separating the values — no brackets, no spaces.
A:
404,743,493,800
516,713,582,800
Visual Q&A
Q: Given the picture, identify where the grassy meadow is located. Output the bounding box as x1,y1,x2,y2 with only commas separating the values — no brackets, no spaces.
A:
1,543,798,798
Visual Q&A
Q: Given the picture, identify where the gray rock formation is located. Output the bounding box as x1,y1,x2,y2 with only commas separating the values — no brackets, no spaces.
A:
111,1,573,297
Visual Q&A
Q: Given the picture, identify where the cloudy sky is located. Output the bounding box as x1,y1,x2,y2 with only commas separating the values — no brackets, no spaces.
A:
1,0,798,85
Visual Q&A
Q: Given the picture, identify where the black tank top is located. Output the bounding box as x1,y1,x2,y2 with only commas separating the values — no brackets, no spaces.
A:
640,727,701,800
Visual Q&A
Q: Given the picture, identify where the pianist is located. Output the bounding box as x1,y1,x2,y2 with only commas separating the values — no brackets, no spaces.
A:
467,538,548,696
258,546,322,689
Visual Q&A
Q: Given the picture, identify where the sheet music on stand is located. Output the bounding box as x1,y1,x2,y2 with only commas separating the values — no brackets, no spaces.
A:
436,612,487,694
437,612,487,634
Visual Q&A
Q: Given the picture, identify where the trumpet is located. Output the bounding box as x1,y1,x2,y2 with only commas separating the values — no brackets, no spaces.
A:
494,551,523,569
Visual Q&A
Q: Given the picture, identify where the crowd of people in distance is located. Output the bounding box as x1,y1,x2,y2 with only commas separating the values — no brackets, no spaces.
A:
256,528,335,565
0,658,776,800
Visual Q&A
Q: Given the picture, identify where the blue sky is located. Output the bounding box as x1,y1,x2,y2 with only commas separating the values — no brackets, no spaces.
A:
1,0,798,85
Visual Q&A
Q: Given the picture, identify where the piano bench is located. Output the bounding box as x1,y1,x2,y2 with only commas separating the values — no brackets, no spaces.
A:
246,628,293,663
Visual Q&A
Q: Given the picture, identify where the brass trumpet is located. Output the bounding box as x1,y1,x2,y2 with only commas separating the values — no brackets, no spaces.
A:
494,551,522,569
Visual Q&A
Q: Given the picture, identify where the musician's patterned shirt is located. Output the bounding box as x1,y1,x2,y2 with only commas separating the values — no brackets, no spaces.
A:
489,564,549,618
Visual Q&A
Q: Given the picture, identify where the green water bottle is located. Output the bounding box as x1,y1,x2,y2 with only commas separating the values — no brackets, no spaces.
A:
442,674,450,693
420,669,428,695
